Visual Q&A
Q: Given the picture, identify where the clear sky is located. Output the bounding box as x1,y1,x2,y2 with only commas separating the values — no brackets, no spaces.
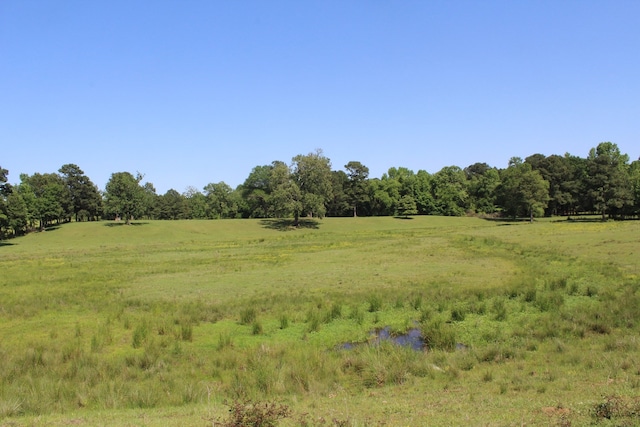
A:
2,1,639,194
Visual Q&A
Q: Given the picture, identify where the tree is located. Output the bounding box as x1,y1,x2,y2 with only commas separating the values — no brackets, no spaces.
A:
344,161,370,217
397,194,417,218
367,177,398,216
431,166,469,216
241,164,275,218
6,191,28,235
291,150,333,225
157,189,186,219
465,163,499,214
140,182,158,219
204,182,237,218
629,159,640,218
498,159,550,222
586,142,633,220
103,172,145,224
58,163,102,221
0,166,10,237
414,170,435,215
21,172,71,229
183,186,208,219
268,161,301,220
326,170,351,217
14,181,38,230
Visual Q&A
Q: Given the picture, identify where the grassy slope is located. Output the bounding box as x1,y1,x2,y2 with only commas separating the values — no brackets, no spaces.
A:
1,216,639,426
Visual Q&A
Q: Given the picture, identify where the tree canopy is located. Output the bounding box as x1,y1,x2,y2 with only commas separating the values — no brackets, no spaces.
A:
1,141,639,238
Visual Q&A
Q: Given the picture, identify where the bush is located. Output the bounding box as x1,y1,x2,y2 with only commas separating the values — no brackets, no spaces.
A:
218,399,291,427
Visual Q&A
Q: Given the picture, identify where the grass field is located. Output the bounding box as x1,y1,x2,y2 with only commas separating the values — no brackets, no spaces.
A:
1,216,639,426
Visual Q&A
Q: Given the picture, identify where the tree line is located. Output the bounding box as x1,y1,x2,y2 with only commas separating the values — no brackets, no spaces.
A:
1,142,639,238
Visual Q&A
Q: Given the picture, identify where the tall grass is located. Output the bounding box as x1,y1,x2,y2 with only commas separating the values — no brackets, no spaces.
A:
1,217,640,425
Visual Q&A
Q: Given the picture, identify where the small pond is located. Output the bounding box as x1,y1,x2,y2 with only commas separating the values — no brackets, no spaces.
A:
340,326,425,351
340,326,468,352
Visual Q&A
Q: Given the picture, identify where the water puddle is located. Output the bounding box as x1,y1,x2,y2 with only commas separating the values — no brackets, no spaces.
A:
340,326,425,351
340,326,468,352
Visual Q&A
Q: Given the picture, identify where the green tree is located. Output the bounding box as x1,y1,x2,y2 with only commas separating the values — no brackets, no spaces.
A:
14,181,39,230
0,166,9,236
183,186,208,219
58,163,102,221
498,158,550,222
204,182,237,218
6,191,28,235
345,161,370,217
431,166,469,216
367,177,398,216
525,154,581,216
397,194,418,218
268,161,302,220
629,159,640,217
21,172,71,229
326,170,351,217
157,189,186,219
241,164,275,218
140,182,158,219
586,142,633,220
103,172,146,224
291,150,333,225
414,170,435,215
465,163,500,214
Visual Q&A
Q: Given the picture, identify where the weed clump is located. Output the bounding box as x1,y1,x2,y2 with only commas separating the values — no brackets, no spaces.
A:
217,399,291,427
367,295,382,312
592,395,640,421
240,308,257,325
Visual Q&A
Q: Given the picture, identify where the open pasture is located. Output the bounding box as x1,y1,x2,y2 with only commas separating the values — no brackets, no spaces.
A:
1,216,639,426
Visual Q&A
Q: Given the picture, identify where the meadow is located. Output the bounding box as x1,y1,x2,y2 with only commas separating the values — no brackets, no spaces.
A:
1,216,639,426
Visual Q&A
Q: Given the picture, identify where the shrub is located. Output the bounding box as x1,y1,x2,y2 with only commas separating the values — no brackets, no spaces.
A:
218,400,292,427
591,395,640,421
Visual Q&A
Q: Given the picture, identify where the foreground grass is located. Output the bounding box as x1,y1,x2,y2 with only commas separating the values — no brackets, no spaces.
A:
1,216,639,425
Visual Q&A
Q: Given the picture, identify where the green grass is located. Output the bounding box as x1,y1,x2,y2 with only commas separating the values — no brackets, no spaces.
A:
1,216,640,425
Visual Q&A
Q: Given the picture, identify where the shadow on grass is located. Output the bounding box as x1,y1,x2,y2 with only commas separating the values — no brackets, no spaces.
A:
550,215,637,223
103,222,149,227
0,241,15,247
481,217,531,224
260,218,320,231
393,216,414,220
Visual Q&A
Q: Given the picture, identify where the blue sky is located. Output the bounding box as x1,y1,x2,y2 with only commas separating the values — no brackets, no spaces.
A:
1,1,639,194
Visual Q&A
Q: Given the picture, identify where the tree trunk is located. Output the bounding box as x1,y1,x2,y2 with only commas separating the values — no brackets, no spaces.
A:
353,205,357,217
